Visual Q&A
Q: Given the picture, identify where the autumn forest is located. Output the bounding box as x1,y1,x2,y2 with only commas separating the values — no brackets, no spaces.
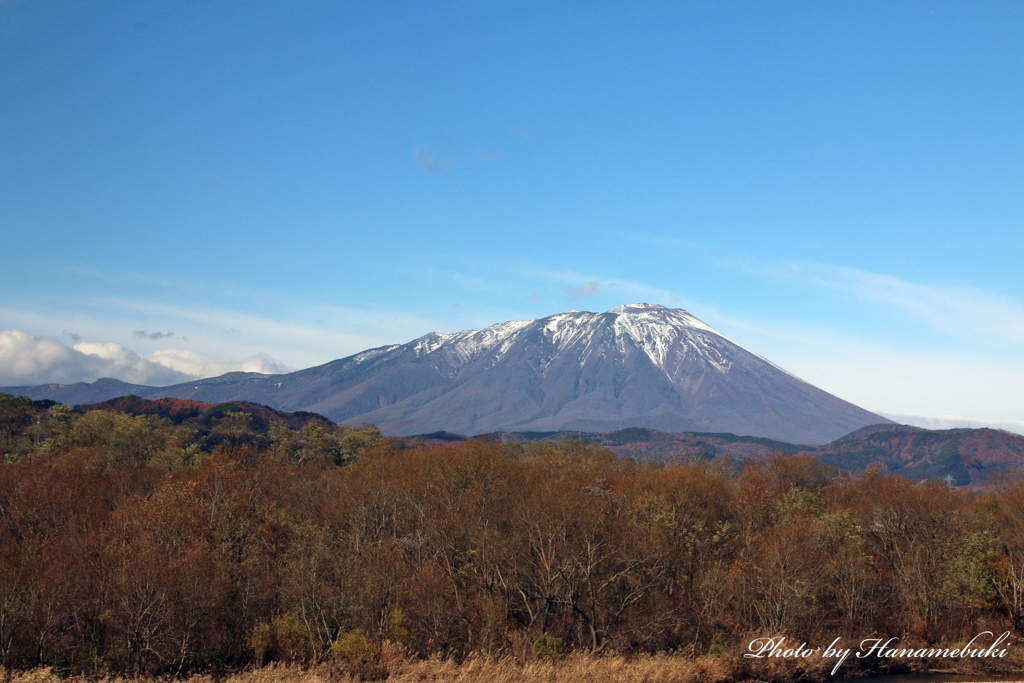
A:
2,394,1024,680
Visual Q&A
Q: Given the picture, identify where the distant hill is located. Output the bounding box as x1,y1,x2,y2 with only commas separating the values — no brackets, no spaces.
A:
810,424,1024,486
830,422,927,443
1,377,158,407
480,427,805,461
75,396,333,432
425,423,1024,486
2,304,889,445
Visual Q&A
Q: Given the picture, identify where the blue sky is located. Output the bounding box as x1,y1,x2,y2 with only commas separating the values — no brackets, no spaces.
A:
1,1,1022,432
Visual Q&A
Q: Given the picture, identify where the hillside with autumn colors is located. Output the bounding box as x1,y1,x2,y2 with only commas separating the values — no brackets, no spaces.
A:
35,396,1024,485
2,391,1024,680
808,424,1024,486
76,395,334,431
477,424,1024,486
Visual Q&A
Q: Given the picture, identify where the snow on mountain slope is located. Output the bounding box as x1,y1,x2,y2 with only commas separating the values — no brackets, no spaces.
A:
391,303,738,378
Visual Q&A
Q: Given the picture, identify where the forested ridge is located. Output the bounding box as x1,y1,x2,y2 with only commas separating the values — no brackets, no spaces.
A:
2,393,1024,679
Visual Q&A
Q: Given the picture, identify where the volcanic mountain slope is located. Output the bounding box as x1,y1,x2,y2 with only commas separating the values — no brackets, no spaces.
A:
145,303,891,443
2,304,889,444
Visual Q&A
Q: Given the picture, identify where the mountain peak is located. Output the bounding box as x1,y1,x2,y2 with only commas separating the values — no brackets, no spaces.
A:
608,303,670,314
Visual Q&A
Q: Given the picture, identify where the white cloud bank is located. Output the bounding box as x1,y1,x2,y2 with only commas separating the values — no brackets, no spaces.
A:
0,330,290,387
148,349,290,379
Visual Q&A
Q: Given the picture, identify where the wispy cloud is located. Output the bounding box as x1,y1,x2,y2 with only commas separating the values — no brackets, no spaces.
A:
612,235,1024,350
565,281,599,300
515,264,690,309
134,330,175,340
0,298,435,374
733,260,1024,348
733,324,1024,426
815,141,838,156
102,299,435,363
418,268,511,297
507,125,531,140
416,257,698,317
413,145,459,176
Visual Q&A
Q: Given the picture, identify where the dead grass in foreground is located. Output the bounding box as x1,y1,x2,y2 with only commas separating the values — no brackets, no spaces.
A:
2,652,1022,683
0,655,745,683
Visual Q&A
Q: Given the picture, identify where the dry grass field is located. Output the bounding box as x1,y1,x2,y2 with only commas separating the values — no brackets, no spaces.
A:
3,647,1023,683
0,658,739,683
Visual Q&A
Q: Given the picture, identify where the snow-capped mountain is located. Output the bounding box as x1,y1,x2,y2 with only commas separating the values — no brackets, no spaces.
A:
3,304,890,444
